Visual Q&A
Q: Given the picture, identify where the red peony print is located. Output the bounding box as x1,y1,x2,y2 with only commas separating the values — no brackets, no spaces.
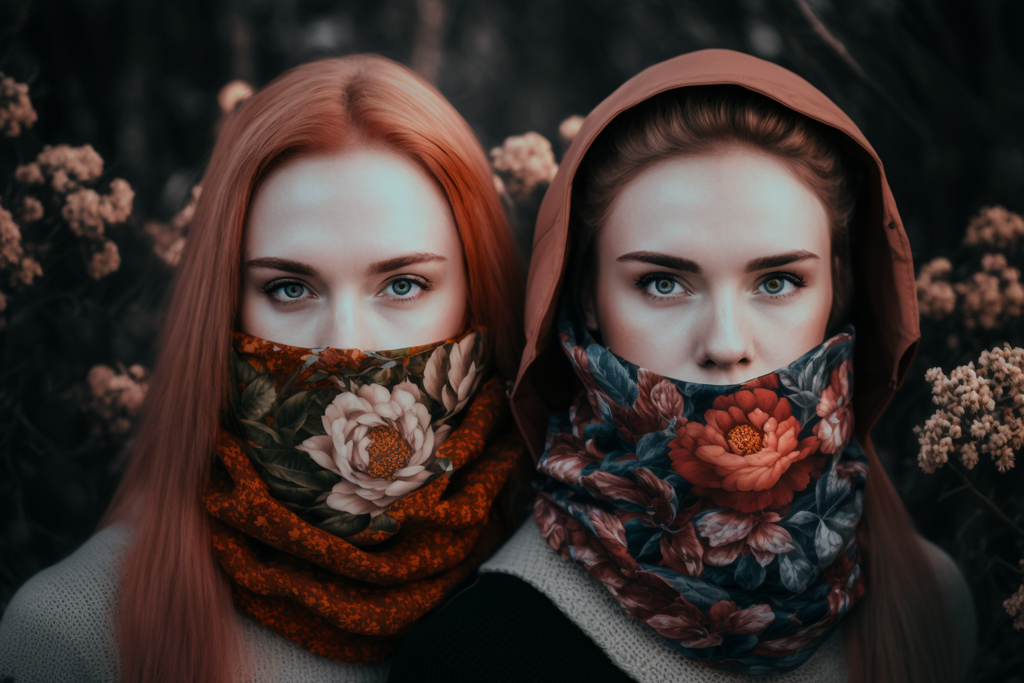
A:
668,389,823,513
814,359,853,454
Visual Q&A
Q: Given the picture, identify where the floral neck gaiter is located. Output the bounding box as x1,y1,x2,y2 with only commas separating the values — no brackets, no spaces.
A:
535,312,867,675
203,329,524,663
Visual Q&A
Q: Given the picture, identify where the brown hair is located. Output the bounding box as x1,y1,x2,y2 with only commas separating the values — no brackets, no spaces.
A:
102,55,524,683
571,85,857,336
568,85,957,683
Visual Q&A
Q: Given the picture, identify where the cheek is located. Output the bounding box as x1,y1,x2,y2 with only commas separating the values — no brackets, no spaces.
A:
593,278,686,371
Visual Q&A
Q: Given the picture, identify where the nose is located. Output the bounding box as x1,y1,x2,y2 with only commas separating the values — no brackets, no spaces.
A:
320,295,376,350
694,293,751,373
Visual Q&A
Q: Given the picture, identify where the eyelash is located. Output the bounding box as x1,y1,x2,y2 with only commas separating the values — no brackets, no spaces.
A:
756,272,807,298
262,275,434,305
634,271,807,301
378,275,432,302
263,279,315,305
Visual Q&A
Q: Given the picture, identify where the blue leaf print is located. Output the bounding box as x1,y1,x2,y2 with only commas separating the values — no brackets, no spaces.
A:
814,519,844,564
778,543,814,593
586,344,639,406
736,552,768,591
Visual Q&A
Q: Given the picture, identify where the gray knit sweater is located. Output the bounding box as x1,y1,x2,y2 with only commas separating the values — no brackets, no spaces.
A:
479,517,977,683
0,525,389,683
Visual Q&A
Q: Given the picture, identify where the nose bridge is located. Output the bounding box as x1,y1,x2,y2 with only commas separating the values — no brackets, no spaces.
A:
699,285,749,366
326,289,374,350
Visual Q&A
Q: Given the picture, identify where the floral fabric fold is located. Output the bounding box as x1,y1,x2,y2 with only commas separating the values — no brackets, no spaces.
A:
203,330,523,663
535,312,867,675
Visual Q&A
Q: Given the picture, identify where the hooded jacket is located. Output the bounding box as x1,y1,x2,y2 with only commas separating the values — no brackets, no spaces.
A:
387,50,973,683
511,48,918,460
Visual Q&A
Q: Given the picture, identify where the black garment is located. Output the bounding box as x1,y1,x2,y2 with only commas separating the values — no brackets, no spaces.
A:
388,572,637,683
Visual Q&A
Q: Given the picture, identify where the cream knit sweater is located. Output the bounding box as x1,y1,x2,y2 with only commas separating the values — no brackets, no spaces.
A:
480,517,976,683
0,525,389,683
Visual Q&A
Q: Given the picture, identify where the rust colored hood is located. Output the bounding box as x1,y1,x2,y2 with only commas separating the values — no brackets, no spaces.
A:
511,49,920,458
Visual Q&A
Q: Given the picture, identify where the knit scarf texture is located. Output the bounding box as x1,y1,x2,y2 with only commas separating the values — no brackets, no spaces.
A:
534,312,868,674
203,329,523,664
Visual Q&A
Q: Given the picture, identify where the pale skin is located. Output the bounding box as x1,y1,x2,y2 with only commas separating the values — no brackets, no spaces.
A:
587,145,834,385
239,147,469,350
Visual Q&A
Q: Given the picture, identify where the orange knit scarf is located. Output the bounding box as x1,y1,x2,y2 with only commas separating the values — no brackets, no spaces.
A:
202,331,524,663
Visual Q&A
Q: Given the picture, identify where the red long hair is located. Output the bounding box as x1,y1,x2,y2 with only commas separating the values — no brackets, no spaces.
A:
102,55,524,683
570,86,956,683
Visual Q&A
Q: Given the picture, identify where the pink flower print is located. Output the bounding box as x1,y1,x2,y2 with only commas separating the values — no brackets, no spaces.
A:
696,509,795,567
815,359,854,454
581,467,675,523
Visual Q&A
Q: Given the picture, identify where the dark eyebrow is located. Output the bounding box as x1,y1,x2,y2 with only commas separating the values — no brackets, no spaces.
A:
745,250,819,273
246,257,318,277
617,251,701,274
368,252,446,275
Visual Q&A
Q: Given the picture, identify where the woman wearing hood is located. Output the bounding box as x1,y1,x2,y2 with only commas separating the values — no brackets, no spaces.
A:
0,56,526,683
389,50,974,683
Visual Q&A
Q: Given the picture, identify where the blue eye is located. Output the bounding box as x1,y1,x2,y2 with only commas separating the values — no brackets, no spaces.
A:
758,273,805,297
382,277,427,299
280,283,305,298
639,275,685,298
265,280,312,303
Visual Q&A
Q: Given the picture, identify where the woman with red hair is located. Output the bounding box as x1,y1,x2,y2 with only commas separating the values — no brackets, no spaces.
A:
390,50,974,683
0,55,525,682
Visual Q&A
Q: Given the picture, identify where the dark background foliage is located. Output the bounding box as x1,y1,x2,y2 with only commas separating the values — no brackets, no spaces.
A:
1,0,1023,680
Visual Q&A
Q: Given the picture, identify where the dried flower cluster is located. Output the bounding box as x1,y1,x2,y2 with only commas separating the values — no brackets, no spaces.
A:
83,364,150,435
915,345,1024,473
0,201,43,291
17,144,105,193
558,115,584,145
964,205,1024,251
490,131,558,198
142,185,200,266
917,207,1024,332
1005,562,1024,631
916,256,957,318
0,73,37,137
9,137,135,284
954,253,1024,330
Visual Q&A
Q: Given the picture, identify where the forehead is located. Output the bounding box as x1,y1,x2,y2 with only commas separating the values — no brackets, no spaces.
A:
243,147,460,260
601,147,830,260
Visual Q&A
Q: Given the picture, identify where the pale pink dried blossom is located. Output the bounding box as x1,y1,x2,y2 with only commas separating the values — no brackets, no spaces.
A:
62,189,105,238
916,345,1024,473
916,257,957,319
21,197,43,223
0,204,24,270
955,253,1024,330
0,74,37,137
558,115,585,145
8,256,42,287
33,144,104,193
964,206,1024,251
98,178,134,224
218,80,254,114
84,363,150,434
143,185,199,266
490,132,558,198
492,173,507,197
1005,577,1024,631
14,163,44,185
86,240,121,279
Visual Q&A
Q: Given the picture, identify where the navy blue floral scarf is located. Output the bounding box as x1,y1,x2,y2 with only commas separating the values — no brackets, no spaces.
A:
535,312,867,674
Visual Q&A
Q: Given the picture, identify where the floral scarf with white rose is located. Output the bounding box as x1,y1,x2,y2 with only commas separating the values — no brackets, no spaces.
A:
202,329,524,664
535,312,867,675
